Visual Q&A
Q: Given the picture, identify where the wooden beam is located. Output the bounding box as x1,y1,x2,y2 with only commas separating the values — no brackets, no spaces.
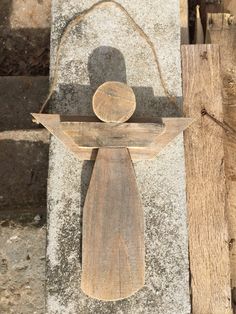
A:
199,0,236,35
224,0,236,16
180,0,189,44
182,44,232,314
199,0,223,35
206,13,236,305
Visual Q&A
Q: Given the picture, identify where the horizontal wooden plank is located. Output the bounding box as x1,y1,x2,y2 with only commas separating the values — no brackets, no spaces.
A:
32,113,192,160
182,44,232,314
60,115,163,124
61,121,164,148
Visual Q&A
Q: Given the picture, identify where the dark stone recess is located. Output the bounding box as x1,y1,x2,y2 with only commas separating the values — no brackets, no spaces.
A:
0,76,49,131
0,0,50,75
0,139,49,214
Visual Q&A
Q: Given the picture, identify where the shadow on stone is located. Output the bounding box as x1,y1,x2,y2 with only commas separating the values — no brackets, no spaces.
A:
88,46,127,92
79,161,94,264
50,46,183,267
52,46,182,117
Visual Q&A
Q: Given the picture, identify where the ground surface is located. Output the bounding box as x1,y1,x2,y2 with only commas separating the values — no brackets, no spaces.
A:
0,221,46,314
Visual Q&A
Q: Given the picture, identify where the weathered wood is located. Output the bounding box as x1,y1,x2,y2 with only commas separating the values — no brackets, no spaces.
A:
61,121,164,148
93,81,136,123
224,0,236,16
81,147,144,301
206,13,234,36
180,0,189,44
199,0,223,35
194,5,204,44
32,113,192,160
182,44,232,314
46,0,191,311
206,13,236,293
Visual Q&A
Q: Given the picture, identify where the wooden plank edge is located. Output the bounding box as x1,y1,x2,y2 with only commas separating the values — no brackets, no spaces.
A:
181,43,232,314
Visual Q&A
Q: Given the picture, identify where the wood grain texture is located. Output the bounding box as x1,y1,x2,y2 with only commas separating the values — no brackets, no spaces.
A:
206,14,236,289
224,0,236,16
194,5,204,44
182,44,232,314
92,81,136,123
32,113,192,160
180,0,189,44
81,148,144,301
61,121,164,148
199,1,223,36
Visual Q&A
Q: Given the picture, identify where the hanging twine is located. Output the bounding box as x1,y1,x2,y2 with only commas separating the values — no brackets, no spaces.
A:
37,0,236,143
38,0,177,114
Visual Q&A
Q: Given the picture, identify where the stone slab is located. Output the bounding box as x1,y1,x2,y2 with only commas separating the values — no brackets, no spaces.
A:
47,1,190,313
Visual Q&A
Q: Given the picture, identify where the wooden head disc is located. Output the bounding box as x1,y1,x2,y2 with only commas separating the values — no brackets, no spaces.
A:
92,81,136,123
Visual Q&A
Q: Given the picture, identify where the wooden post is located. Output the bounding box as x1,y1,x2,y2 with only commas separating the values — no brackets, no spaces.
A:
206,13,236,308
180,0,189,44
194,5,204,44
182,44,232,314
224,0,236,16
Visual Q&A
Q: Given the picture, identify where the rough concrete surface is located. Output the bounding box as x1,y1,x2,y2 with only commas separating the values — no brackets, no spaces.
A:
47,1,190,313
0,223,46,314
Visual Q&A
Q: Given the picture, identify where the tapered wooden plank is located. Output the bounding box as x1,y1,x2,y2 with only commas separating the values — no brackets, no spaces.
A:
182,44,232,314
194,5,204,44
206,13,236,294
81,147,144,301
